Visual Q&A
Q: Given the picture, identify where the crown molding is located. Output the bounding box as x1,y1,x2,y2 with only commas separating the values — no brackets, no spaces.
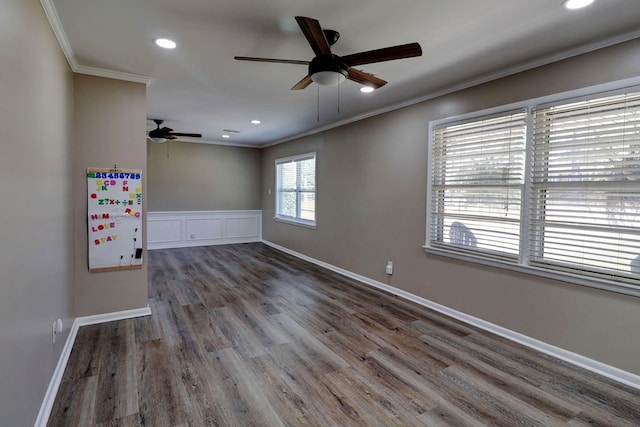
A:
262,28,640,148
74,65,151,86
39,0,76,67
39,0,151,86
149,137,259,149
39,0,640,147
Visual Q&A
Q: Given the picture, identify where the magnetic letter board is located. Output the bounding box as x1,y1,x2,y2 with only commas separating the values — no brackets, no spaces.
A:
87,168,143,272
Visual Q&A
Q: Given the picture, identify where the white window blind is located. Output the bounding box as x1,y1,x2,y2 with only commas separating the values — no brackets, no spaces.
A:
530,92,640,285
276,152,316,226
429,110,527,261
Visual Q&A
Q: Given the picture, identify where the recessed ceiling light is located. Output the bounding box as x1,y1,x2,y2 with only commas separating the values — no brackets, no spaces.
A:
562,0,595,10
251,120,261,125
360,86,375,93
222,134,230,139
154,38,177,49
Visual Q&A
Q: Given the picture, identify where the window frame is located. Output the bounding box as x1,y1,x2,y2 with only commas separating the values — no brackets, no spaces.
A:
428,108,528,263
425,78,640,298
275,152,317,229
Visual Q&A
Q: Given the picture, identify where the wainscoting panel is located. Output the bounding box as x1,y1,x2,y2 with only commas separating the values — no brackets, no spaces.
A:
147,218,182,244
186,218,223,241
226,217,260,239
147,211,262,249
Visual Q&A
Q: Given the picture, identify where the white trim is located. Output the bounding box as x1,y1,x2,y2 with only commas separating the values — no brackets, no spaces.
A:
39,0,76,69
74,65,151,86
39,0,152,86
40,0,640,148
429,77,640,129
147,210,263,250
275,151,316,165
424,246,640,299
274,216,318,229
424,80,640,299
160,137,261,148
33,320,78,427
275,153,317,228
34,306,151,427
261,239,640,390
74,306,151,327
261,29,640,149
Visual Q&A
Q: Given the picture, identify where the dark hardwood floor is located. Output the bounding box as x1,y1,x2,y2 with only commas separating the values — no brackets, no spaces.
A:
48,243,640,426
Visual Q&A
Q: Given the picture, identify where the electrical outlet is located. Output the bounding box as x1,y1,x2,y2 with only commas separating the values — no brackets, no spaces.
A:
385,261,393,275
190,233,196,239
52,318,63,344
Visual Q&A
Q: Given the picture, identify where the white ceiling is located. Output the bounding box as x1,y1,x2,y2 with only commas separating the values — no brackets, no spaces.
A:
48,0,640,147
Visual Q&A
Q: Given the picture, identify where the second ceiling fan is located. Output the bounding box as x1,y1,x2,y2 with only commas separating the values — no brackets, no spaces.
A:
235,16,422,90
148,119,202,142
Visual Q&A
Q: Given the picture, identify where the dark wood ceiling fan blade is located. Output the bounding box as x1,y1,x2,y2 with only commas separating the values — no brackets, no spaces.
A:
295,16,333,59
347,68,387,88
169,132,202,138
234,56,309,66
342,42,422,66
291,75,313,90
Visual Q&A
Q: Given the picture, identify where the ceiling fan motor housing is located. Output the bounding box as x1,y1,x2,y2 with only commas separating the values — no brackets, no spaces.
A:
309,56,348,86
323,29,340,46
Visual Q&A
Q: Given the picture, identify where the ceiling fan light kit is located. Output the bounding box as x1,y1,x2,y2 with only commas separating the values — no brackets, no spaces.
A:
311,71,346,86
234,16,422,91
309,57,348,86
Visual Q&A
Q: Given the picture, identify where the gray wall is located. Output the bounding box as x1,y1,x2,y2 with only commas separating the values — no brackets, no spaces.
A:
147,141,261,211
0,5,149,422
4,2,639,423
261,38,640,376
0,0,74,424
73,74,148,317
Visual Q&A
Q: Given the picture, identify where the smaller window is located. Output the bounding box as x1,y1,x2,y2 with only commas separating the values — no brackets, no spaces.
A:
275,152,316,227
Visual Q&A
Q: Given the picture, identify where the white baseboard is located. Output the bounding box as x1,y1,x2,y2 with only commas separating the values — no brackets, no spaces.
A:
261,240,640,390
34,306,151,427
147,210,262,250
74,306,151,327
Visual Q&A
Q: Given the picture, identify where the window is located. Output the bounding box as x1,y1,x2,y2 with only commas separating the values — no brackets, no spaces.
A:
429,110,527,262
427,87,640,294
530,92,640,285
275,152,316,227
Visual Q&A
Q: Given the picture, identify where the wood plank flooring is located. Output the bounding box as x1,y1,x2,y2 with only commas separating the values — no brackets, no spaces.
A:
48,243,640,426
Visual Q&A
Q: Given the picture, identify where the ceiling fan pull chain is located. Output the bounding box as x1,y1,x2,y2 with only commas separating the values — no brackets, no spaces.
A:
317,84,320,122
337,75,341,115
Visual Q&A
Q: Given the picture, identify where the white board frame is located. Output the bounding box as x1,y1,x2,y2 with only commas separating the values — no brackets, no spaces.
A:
87,167,143,272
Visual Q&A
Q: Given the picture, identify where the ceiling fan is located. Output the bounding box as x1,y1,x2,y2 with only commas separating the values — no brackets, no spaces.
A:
147,119,202,143
235,16,422,90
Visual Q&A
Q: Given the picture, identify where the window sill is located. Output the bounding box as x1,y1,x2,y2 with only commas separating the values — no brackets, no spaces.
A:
275,216,317,229
423,245,640,299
